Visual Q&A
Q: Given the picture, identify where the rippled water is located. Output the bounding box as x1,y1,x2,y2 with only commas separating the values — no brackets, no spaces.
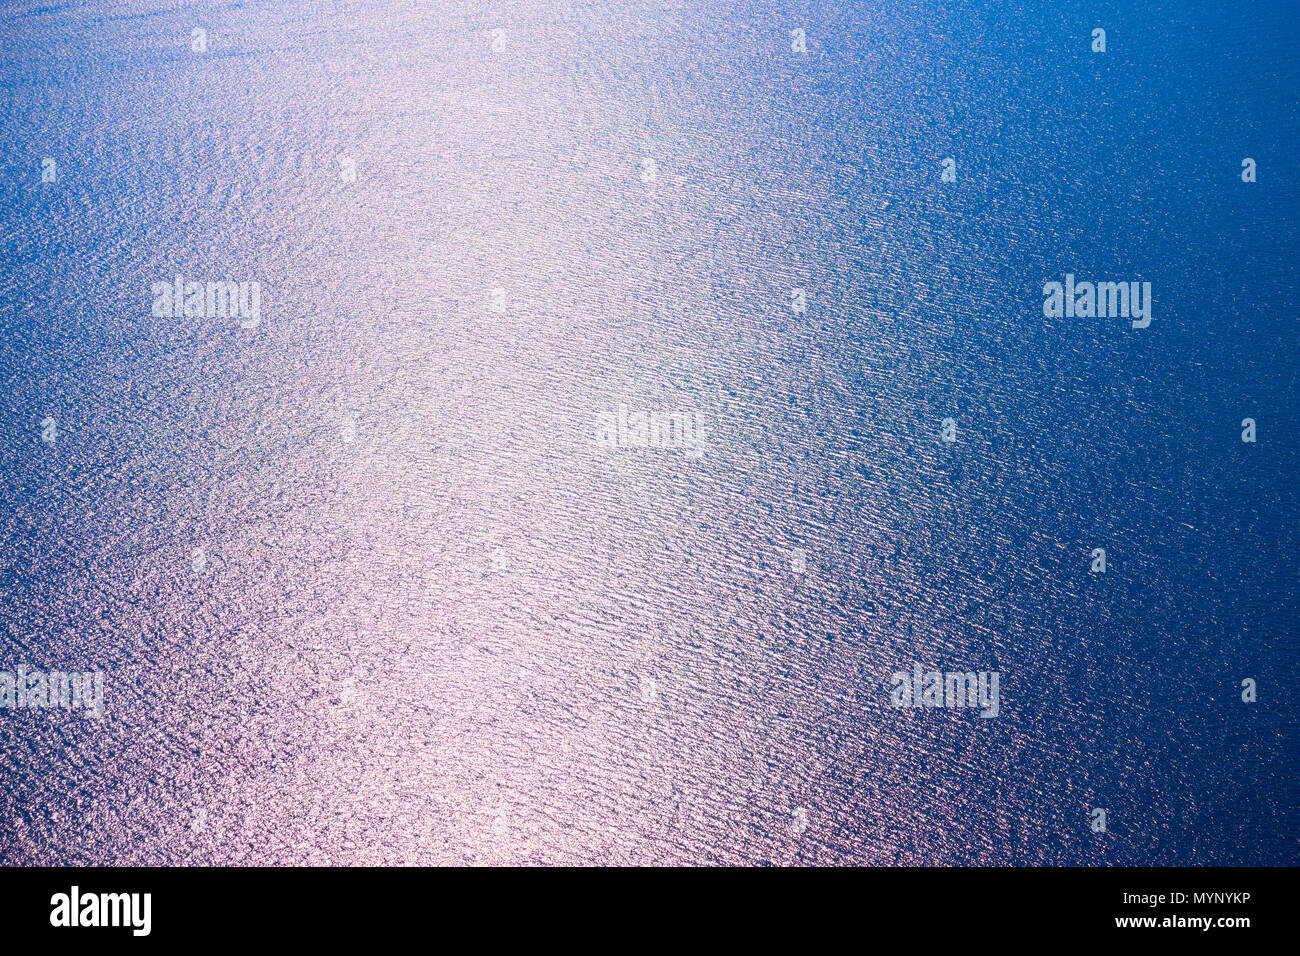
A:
0,0,1296,865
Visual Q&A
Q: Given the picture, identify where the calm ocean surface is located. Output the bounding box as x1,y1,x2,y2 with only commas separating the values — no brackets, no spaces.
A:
0,0,1296,864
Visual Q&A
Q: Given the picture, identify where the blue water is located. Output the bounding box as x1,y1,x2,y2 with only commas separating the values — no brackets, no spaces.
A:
0,0,1295,864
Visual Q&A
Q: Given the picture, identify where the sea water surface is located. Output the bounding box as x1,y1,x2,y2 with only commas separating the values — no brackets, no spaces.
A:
0,0,1296,864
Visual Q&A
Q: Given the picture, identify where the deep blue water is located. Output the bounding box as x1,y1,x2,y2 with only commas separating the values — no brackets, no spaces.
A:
0,0,1295,864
